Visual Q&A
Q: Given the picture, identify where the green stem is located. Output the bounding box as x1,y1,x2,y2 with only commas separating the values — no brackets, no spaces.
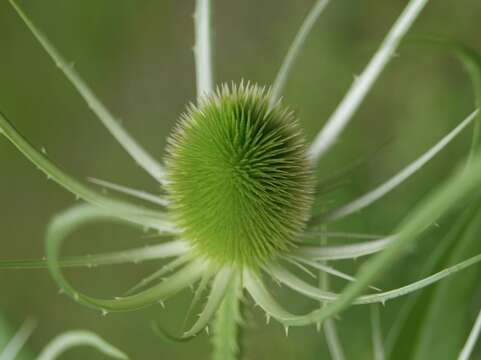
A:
211,273,242,360
319,222,345,360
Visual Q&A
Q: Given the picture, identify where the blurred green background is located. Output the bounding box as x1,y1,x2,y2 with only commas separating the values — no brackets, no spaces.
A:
1,0,481,359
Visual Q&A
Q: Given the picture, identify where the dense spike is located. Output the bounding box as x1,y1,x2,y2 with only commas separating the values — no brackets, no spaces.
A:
166,83,314,266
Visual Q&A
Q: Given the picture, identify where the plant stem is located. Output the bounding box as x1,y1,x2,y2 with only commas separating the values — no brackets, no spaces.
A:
211,273,242,360
319,223,345,360
370,305,385,360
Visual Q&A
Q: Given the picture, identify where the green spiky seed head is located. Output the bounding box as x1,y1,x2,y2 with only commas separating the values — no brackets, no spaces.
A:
165,83,314,267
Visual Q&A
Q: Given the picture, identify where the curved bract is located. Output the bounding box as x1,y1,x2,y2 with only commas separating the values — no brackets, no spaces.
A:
45,205,204,313
37,330,129,360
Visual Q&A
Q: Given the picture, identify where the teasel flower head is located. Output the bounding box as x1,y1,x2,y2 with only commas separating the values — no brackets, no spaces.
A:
2,0,481,355
166,83,314,268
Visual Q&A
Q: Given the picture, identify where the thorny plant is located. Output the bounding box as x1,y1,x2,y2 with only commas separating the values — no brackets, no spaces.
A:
1,0,481,359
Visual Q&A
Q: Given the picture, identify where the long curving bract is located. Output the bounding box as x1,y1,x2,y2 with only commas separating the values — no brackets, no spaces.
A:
7,0,166,183
46,205,204,312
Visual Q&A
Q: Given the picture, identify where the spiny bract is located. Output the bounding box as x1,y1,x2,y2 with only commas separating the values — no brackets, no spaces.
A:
165,83,314,267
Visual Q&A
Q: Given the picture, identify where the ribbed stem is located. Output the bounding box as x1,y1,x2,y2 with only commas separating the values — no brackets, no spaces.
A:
211,273,242,360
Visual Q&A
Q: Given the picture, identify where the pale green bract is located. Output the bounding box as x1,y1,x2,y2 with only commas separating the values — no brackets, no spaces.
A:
0,318,128,360
1,0,481,359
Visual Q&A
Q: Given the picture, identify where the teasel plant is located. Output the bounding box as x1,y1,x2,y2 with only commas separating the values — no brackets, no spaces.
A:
1,0,481,359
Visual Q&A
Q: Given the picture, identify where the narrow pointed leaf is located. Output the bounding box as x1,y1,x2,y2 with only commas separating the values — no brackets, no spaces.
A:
37,330,128,360
290,256,381,291
309,0,429,162
89,178,168,207
0,319,36,360
124,255,192,296
411,206,481,360
0,111,169,231
384,203,479,358
294,236,394,260
7,0,165,182
0,241,189,270
183,266,234,337
458,309,481,360
270,0,330,106
46,205,203,312
324,110,477,220
248,251,481,326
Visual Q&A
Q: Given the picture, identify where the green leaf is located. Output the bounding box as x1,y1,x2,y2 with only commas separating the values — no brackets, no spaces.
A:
270,0,330,105
389,38,481,360
246,108,481,327
409,36,481,159
0,313,11,350
0,317,35,360
37,330,129,360
45,205,202,312
0,241,188,270
411,205,481,360
384,203,480,359
7,0,166,183
0,111,169,232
